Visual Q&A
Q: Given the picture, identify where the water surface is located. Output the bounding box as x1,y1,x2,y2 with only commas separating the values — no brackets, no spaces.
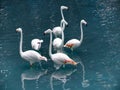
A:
0,0,120,90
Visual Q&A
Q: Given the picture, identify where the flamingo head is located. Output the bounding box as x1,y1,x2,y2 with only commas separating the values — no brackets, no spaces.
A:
81,19,87,26
31,39,43,44
44,29,52,35
16,28,22,32
36,40,44,44
36,40,43,45
31,39,43,50
61,6,68,10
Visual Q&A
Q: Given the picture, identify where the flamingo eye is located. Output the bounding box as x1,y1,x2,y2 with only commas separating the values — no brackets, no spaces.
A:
37,42,40,44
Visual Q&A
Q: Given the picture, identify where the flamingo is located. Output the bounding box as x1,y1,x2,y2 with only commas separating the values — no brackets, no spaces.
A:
52,6,68,37
52,19,67,52
31,39,43,51
44,29,77,69
64,19,87,51
16,28,47,66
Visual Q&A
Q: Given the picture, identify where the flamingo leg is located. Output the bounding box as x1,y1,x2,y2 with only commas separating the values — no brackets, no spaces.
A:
71,48,73,51
30,62,33,68
39,62,44,70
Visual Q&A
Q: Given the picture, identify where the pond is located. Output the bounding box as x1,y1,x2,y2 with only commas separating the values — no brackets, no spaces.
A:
0,0,120,90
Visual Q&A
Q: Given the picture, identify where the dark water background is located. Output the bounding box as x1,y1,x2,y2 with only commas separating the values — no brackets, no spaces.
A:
0,0,120,90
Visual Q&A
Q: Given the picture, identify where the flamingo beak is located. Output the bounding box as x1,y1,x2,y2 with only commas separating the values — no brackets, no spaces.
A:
43,32,46,35
40,40,43,43
64,45,66,47
40,56,47,62
66,7,69,10
16,29,19,32
44,58,47,62
72,61,77,66
43,57,47,62
85,22,87,27
66,23,68,27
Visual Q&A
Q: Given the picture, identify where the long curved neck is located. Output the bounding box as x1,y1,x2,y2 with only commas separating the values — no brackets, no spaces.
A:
19,31,23,55
80,22,83,43
49,31,53,58
61,8,64,20
61,22,65,45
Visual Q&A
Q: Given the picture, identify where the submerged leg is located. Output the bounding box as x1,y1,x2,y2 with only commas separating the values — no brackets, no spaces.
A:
71,48,73,51
30,62,33,67
30,64,32,67
39,62,44,70
62,64,65,68
54,64,61,70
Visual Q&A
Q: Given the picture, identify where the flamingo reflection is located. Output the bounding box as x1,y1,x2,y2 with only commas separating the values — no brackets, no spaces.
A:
50,69,77,90
21,68,47,90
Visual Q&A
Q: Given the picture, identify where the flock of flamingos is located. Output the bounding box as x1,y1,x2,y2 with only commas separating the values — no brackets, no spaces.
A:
16,5,87,70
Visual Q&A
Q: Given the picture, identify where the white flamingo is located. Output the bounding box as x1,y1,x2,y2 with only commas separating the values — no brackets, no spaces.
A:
64,19,87,51
53,19,67,52
16,28,47,66
44,29,77,69
52,6,68,37
31,39,43,51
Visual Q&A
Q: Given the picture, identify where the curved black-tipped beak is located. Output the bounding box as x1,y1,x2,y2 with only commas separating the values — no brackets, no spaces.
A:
85,23,88,27
43,32,46,35
66,24,68,27
16,30,19,33
67,7,69,11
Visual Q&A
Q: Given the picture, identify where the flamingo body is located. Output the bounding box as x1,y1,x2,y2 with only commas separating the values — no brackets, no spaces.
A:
64,39,80,49
21,50,47,65
53,19,67,52
16,28,47,66
51,53,75,65
44,29,77,69
53,38,62,50
53,27,62,37
64,19,87,50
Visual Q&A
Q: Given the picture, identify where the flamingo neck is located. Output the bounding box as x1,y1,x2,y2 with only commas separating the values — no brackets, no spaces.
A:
61,8,64,20
57,50,62,53
80,22,83,43
49,31,53,58
19,31,23,55
61,21,65,46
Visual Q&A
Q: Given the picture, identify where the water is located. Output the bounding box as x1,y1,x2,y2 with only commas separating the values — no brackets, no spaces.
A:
0,0,120,90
